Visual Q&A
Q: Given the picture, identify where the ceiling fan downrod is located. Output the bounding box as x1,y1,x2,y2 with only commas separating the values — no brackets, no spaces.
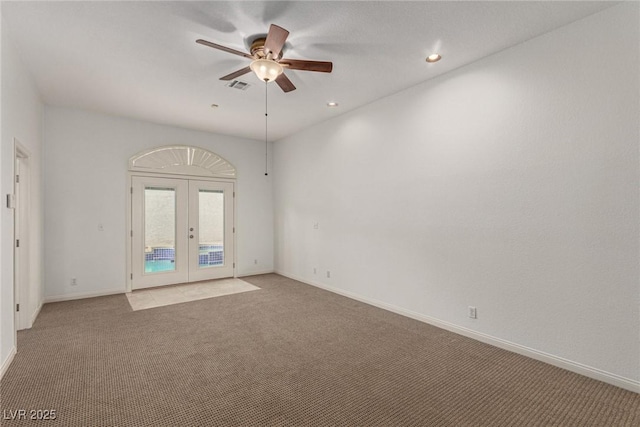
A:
264,80,269,176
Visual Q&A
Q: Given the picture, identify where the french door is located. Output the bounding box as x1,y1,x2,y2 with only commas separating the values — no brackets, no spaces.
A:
131,176,234,290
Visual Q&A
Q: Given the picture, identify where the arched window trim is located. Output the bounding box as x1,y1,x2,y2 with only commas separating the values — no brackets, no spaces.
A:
128,145,236,179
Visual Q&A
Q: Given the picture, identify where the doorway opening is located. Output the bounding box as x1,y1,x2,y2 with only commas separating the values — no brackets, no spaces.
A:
14,139,31,333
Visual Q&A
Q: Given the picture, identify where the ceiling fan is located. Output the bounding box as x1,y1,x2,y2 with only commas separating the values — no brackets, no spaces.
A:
196,24,333,93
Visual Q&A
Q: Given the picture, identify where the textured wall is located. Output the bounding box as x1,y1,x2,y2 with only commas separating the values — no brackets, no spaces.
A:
1,19,45,372
274,4,639,386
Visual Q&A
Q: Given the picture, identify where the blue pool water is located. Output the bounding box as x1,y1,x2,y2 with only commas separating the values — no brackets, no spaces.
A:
145,260,175,273
145,252,224,273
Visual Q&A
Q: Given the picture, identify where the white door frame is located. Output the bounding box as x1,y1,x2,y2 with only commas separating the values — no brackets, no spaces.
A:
130,176,190,289
126,171,237,292
14,139,31,332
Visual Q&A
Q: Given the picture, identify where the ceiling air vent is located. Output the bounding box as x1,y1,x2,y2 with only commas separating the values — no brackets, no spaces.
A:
226,80,250,90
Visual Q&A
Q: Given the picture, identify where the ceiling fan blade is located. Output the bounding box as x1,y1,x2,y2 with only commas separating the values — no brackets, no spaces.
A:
280,59,333,73
264,24,289,58
219,66,252,81
196,39,253,59
275,73,296,93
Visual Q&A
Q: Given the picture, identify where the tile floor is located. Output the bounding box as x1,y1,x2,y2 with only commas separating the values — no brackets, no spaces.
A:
126,278,260,311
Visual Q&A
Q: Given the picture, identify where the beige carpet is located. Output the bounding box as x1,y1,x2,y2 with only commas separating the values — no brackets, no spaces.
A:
0,274,637,426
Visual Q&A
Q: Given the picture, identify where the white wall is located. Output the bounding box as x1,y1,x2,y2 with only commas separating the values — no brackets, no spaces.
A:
274,3,639,390
1,17,45,374
44,107,273,300
0,10,4,377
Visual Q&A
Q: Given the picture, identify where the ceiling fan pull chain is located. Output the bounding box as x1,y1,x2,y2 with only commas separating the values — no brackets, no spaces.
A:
265,80,269,176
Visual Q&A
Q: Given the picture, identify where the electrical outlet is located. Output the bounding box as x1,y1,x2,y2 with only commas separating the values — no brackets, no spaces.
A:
326,271,331,278
254,259,258,265
71,278,77,287
468,306,477,319
313,267,317,274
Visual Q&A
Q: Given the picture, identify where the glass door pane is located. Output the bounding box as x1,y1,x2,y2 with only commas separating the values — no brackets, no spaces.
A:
188,180,234,282
144,187,176,273
198,189,224,268
131,176,188,290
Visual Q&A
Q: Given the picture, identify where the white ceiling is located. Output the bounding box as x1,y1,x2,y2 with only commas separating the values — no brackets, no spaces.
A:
2,1,616,141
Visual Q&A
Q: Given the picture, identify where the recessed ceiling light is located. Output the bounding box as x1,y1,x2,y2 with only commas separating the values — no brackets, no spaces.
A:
426,53,442,63
211,103,219,108
327,102,339,107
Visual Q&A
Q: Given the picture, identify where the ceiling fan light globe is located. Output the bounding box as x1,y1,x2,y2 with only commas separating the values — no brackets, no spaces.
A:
250,59,283,82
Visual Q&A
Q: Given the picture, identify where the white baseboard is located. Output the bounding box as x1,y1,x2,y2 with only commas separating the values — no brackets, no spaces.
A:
44,288,125,303
276,270,640,394
238,269,275,278
45,276,276,302
30,302,43,326
0,346,17,381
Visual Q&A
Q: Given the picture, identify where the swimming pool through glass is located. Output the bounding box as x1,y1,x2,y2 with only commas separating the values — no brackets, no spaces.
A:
144,245,224,273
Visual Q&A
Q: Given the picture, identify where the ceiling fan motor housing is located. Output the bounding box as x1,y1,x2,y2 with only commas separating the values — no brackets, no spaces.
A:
250,37,279,59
